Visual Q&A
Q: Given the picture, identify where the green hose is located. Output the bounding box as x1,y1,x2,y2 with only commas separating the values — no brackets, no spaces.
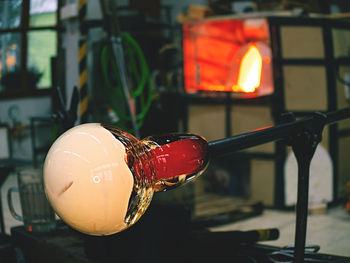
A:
101,32,154,130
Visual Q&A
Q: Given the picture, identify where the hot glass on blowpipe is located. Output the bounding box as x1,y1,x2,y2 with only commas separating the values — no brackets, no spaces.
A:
43,107,350,236
44,123,209,236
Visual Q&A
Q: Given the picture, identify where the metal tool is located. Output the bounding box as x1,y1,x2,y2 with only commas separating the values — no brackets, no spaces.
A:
99,0,140,138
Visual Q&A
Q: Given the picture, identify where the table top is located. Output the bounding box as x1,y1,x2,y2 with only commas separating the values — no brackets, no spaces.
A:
10,214,350,263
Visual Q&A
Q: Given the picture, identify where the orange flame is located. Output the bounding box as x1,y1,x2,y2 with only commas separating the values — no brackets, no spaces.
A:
233,45,262,93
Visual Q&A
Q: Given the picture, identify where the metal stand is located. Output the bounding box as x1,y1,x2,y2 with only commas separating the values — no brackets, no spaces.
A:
283,113,326,262
208,108,350,262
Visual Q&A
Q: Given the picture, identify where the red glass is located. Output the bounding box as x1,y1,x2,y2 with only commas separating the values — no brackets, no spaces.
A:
105,125,209,192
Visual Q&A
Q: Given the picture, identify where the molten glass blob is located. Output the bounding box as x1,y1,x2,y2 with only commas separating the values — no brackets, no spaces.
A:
44,123,209,236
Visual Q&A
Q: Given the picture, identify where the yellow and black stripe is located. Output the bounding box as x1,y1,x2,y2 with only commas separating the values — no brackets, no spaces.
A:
78,0,88,123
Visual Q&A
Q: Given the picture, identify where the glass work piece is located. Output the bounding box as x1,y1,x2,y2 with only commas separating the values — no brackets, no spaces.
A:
44,124,209,235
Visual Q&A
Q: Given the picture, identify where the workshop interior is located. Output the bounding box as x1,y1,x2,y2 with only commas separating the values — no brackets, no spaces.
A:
1,0,350,262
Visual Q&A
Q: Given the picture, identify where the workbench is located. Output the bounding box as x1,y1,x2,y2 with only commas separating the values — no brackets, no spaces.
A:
9,204,350,263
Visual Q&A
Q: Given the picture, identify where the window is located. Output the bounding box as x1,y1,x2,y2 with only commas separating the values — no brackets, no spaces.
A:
0,0,60,98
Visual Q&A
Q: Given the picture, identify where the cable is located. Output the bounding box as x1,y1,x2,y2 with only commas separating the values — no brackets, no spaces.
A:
101,32,154,133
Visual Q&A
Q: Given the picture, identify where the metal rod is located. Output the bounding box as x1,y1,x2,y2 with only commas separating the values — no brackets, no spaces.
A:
290,122,321,263
208,107,350,157
99,0,140,138
294,159,311,262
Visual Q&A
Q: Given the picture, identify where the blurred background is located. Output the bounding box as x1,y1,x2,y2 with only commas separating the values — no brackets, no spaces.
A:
1,0,350,262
